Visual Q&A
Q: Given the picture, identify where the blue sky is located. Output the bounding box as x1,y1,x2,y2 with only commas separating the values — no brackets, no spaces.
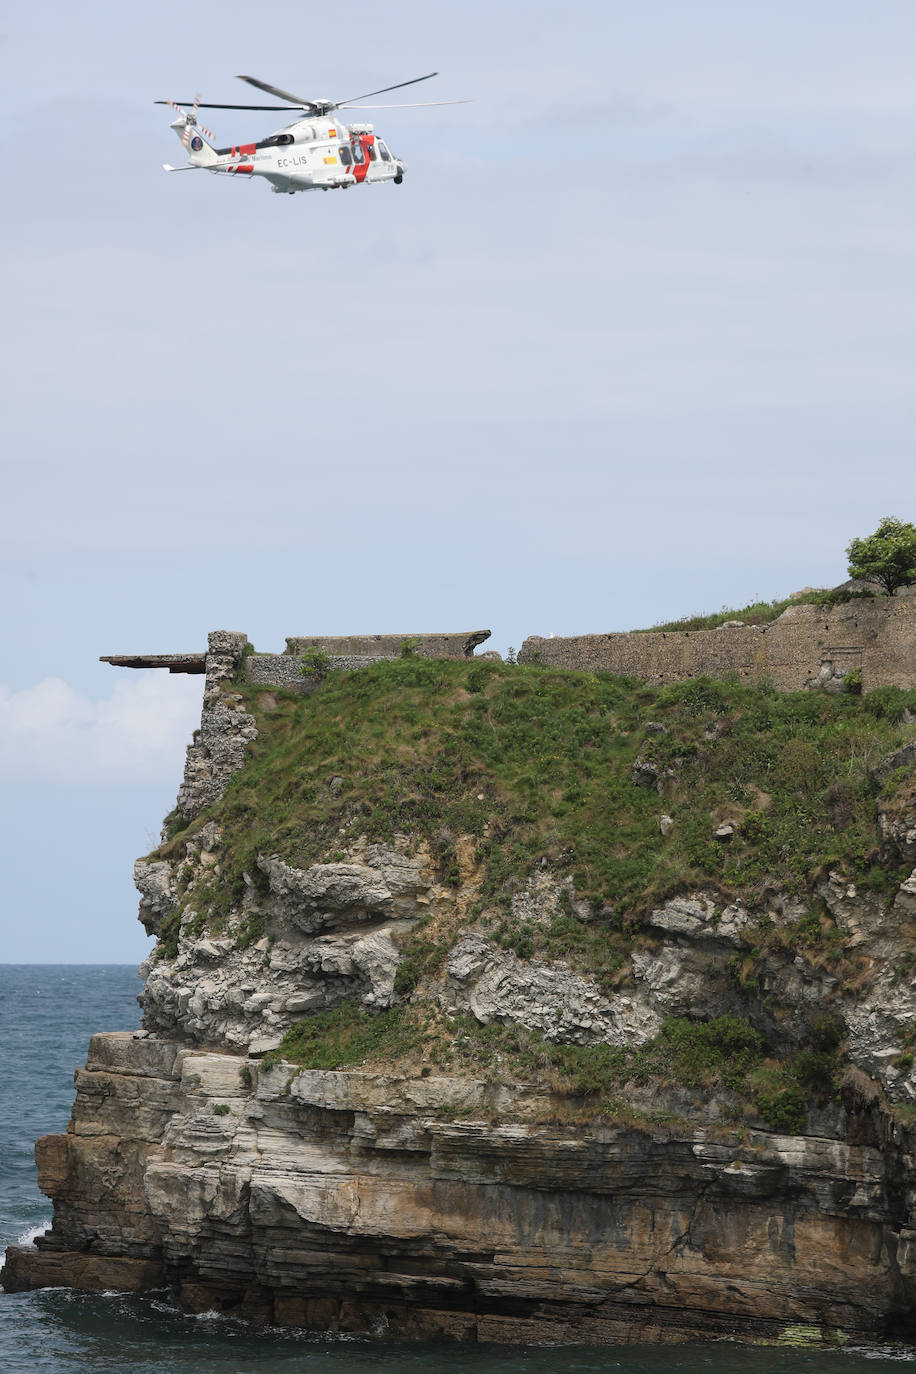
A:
3,1,916,961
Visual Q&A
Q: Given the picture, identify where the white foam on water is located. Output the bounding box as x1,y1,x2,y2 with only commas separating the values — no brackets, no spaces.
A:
0,1219,52,1267
843,1348,916,1363
16,1221,50,1249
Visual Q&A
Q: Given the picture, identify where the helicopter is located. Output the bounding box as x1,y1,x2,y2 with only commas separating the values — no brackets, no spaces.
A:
156,72,465,195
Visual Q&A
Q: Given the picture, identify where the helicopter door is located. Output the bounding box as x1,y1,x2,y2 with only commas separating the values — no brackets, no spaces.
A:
350,136,368,182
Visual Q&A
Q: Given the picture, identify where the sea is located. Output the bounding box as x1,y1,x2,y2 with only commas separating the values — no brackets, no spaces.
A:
1,965,914,1374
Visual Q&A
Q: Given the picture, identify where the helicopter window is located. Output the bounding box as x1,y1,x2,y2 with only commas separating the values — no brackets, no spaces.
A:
339,146,352,166
351,141,365,164
377,141,392,161
366,143,377,161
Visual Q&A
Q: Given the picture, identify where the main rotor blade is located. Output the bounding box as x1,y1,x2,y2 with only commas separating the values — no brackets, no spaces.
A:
155,100,307,110
343,99,471,110
337,71,438,107
236,74,316,109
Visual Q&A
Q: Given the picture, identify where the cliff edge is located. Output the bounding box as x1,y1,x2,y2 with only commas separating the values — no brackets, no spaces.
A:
5,635,916,1346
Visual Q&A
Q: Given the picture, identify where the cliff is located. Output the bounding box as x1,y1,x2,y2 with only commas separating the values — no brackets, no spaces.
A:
5,633,916,1346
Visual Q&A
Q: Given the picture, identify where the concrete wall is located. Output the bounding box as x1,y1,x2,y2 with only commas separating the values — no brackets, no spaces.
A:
518,596,916,692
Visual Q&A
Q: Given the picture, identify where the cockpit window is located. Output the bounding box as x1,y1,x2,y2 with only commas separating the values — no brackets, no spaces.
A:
377,141,392,161
366,143,377,161
339,146,352,166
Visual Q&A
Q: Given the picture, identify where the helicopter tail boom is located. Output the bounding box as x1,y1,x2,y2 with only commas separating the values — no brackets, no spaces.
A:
169,118,219,166
165,98,220,167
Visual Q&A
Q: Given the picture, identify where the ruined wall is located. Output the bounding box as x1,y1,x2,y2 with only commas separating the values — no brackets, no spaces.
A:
285,631,490,659
175,631,256,822
173,630,493,822
519,596,916,692
244,654,393,692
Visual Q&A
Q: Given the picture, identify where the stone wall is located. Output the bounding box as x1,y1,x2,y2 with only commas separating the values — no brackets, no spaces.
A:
172,630,494,823
519,595,916,692
175,632,256,822
245,654,393,693
284,631,490,660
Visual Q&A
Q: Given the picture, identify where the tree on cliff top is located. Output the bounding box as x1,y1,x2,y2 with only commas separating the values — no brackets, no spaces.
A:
846,517,916,596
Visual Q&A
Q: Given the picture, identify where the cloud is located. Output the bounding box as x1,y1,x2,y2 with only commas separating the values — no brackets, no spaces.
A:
0,672,202,784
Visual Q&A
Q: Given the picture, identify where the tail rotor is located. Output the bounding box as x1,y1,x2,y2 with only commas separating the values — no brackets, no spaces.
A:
165,94,215,146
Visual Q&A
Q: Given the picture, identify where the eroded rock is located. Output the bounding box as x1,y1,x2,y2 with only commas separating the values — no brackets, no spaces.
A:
445,934,660,1046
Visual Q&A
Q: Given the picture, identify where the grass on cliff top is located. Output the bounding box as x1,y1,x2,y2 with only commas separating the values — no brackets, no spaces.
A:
156,657,916,931
638,587,877,634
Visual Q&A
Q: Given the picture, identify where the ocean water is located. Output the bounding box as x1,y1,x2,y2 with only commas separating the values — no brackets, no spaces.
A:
0,965,914,1374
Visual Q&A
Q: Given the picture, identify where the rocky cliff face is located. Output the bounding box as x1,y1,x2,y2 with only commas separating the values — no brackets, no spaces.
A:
5,648,916,1346
5,1028,916,1344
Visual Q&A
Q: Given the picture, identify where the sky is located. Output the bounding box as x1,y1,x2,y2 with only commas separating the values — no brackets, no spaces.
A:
2,0,915,962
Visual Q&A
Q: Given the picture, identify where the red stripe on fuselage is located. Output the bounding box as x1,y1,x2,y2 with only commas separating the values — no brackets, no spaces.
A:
351,133,374,183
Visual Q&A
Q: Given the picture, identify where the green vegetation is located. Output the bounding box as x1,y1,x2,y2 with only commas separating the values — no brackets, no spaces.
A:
263,1004,841,1132
233,642,256,684
393,918,448,996
299,647,331,680
155,909,182,961
640,587,874,635
842,667,863,696
261,1003,423,1071
847,516,916,597
212,1103,230,1116
152,657,916,944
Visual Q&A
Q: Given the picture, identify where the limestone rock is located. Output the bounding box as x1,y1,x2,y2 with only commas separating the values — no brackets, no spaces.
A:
445,934,660,1046
134,860,178,936
258,856,394,931
648,893,753,946
819,870,894,949
510,872,590,925
895,869,916,917
631,755,659,789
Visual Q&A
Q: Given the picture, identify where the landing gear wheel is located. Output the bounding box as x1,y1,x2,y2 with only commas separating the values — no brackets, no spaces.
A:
394,173,403,185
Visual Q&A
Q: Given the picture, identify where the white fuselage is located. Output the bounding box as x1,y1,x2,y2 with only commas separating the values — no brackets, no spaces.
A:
181,115,404,194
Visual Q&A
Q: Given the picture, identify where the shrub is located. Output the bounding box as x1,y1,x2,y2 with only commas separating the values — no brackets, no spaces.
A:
843,668,863,696
300,647,331,680
756,1081,807,1133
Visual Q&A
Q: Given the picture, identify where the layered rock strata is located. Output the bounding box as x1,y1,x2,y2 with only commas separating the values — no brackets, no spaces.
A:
5,1029,916,1345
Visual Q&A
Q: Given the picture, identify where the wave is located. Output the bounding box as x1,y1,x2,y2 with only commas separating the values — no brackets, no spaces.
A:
17,1221,51,1249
